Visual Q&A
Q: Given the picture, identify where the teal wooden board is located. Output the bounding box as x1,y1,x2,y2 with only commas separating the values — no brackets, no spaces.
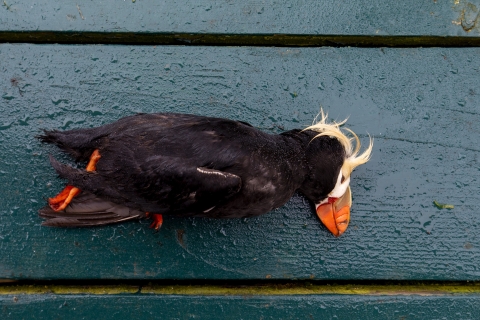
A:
0,0,479,38
1,294,480,319
1,44,480,280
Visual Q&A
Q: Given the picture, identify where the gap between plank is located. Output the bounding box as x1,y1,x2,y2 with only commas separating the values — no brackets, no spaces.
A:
2,32,480,47
1,280,480,296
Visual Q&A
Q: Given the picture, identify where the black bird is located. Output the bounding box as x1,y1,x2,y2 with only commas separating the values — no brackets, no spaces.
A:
38,111,372,236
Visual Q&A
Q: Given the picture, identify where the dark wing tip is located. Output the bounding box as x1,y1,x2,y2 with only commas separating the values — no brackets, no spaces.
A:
38,205,55,218
41,218,80,228
36,129,59,143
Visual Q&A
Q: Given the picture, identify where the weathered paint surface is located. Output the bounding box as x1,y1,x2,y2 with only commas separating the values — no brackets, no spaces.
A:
1,44,479,280
2,294,480,319
0,0,479,37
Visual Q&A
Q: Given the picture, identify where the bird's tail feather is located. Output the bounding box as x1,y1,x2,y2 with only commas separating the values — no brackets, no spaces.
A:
37,128,105,161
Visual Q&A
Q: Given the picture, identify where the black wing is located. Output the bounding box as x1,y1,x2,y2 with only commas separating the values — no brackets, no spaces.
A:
39,191,145,227
48,155,242,216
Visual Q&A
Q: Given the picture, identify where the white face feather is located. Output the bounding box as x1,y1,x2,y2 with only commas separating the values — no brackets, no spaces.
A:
315,170,350,209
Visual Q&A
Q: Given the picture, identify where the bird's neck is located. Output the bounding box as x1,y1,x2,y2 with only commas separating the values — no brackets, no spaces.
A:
276,129,315,187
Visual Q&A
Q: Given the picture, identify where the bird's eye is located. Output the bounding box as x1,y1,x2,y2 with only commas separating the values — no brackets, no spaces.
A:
341,175,346,183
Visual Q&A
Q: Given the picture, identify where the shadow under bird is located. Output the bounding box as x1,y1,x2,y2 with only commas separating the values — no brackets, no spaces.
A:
38,111,372,237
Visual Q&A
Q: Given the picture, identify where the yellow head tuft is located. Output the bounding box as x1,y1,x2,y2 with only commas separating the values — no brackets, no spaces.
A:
304,109,373,179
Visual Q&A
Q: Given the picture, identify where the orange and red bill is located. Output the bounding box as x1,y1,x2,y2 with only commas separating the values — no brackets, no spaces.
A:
316,186,352,237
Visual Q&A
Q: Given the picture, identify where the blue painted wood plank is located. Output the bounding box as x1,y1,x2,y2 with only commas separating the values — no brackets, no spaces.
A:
0,0,479,38
0,44,479,280
1,293,480,319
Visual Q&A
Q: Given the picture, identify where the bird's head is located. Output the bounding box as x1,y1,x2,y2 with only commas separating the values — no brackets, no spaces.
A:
299,110,373,237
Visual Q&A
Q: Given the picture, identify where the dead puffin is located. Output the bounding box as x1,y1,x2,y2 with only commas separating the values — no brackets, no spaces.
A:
38,111,372,237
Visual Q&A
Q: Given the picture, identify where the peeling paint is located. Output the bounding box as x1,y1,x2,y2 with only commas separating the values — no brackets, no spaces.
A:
2,0,13,11
76,5,85,20
452,0,480,33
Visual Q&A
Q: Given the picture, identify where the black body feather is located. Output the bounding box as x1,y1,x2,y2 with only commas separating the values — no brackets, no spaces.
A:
38,113,345,226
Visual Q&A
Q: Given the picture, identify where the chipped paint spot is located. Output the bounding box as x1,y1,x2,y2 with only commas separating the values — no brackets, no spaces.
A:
452,1,480,32
2,0,12,11
76,5,85,20
176,229,186,248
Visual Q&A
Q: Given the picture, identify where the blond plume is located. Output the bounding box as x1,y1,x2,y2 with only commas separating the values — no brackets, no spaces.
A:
304,109,373,179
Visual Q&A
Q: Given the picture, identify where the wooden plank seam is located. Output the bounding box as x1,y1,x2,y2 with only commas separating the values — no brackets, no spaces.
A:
2,32,480,47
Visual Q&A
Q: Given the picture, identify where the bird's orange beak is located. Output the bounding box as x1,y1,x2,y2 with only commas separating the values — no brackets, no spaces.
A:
316,186,351,237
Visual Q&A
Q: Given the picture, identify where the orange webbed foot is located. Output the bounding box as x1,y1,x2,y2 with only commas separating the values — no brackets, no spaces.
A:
48,185,81,211
86,149,101,171
48,149,101,212
148,213,163,230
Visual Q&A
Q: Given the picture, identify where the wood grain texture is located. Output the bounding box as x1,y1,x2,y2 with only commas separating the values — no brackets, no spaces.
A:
0,44,479,280
2,294,480,319
0,0,479,37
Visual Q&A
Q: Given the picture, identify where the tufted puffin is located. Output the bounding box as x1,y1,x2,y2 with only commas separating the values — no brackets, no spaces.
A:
38,111,372,237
